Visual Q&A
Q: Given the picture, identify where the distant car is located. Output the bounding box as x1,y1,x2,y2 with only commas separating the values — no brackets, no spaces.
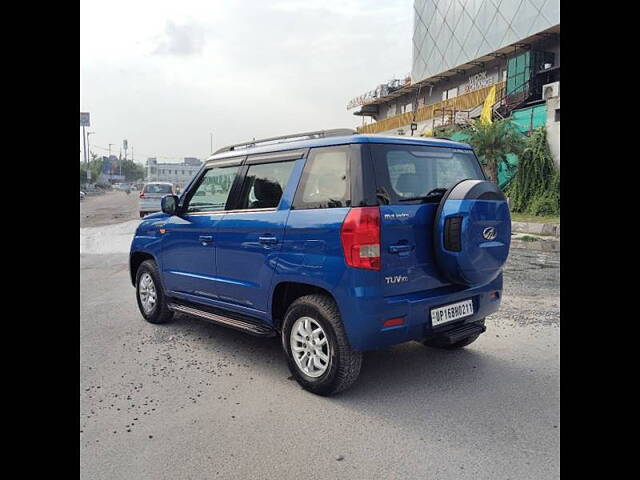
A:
139,182,175,218
80,190,86,201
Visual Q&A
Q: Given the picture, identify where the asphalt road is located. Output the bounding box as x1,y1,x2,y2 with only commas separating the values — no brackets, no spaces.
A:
80,195,560,480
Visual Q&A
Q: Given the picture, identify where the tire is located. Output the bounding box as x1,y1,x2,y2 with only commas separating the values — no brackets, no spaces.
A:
139,212,146,218
424,334,480,350
135,259,174,324
282,294,362,396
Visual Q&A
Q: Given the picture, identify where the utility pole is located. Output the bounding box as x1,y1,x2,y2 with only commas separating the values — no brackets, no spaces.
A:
82,125,87,164
108,143,114,158
210,132,213,155
87,132,95,160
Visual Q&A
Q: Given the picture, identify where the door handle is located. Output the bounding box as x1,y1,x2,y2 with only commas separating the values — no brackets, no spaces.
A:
259,236,278,245
199,235,213,244
389,244,413,255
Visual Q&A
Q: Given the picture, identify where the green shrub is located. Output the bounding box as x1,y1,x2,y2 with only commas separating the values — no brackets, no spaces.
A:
506,128,559,216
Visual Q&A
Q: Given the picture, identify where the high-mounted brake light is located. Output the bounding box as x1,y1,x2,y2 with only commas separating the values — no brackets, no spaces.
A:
340,207,381,270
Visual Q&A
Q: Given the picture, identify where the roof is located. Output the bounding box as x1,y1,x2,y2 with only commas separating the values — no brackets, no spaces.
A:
205,134,471,164
353,24,560,110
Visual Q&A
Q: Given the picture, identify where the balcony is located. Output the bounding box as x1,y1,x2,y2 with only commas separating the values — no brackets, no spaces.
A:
357,82,506,134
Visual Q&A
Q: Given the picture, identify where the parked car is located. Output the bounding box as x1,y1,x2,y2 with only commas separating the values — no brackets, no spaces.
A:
129,129,511,395
138,182,175,217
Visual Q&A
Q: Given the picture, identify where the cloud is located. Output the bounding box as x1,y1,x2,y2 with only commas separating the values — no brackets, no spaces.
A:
153,20,206,56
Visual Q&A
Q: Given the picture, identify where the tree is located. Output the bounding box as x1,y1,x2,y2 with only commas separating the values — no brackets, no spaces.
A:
465,118,525,184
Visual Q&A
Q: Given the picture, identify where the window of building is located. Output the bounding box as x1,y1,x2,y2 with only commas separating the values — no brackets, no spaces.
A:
554,109,560,122
442,87,458,101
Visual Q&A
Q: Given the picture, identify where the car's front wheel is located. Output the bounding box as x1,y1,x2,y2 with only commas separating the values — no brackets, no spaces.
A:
282,294,362,396
135,260,174,324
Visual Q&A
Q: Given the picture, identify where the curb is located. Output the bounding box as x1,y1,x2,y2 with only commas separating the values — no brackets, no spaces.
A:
511,237,560,252
512,221,560,238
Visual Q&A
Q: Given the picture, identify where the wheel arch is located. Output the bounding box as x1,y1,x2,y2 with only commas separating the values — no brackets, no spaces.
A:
129,251,157,286
270,281,338,333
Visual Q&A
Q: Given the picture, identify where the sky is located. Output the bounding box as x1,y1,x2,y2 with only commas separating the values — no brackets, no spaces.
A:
80,0,412,163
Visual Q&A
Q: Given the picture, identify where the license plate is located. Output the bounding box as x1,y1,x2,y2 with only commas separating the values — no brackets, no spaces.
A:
430,299,474,327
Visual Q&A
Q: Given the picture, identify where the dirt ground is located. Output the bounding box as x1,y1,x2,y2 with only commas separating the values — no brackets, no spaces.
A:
80,191,142,228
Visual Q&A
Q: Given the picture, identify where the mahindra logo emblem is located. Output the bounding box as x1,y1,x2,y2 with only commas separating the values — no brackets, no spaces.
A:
482,227,497,241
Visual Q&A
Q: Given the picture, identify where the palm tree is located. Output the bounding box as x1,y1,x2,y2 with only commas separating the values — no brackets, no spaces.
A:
465,118,525,184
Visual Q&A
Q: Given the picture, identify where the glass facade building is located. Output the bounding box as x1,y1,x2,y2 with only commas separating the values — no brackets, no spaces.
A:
412,0,560,83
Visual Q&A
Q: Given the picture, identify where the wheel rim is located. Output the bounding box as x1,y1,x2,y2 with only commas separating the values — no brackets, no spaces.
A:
138,273,157,314
290,316,330,378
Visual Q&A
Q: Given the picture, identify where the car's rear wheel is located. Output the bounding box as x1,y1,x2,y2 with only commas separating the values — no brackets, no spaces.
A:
139,211,146,218
135,260,174,324
282,294,362,396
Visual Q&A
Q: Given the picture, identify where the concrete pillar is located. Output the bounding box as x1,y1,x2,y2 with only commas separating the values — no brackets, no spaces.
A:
545,95,560,167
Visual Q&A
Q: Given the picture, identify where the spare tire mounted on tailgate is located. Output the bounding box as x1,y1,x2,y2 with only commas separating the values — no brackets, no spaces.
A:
433,179,511,287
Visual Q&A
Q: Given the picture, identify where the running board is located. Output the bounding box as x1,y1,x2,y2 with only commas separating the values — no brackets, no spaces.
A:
168,303,276,337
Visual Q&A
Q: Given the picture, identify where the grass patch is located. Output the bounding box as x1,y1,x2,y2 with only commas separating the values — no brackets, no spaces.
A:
511,212,560,224
519,235,541,242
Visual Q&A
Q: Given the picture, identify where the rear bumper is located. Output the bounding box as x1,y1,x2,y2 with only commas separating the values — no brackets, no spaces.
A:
339,273,502,351
139,199,162,212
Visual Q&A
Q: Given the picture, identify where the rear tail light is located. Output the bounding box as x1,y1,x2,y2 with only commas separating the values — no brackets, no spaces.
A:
340,207,381,270
139,192,145,198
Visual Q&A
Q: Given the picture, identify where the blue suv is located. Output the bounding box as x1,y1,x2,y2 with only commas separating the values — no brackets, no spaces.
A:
130,129,510,395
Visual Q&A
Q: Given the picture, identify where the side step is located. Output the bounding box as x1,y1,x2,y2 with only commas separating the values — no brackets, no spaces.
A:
168,303,276,337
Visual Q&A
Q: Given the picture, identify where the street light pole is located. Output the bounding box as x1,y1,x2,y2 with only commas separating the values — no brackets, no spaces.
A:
82,126,87,164
210,132,213,155
87,132,95,161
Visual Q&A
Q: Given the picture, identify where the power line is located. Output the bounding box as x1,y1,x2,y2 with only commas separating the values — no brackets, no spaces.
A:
90,144,201,162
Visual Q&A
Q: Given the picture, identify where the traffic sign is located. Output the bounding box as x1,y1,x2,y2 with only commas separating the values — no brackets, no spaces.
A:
80,112,91,127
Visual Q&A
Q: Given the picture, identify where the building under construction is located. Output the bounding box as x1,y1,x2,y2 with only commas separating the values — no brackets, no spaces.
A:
348,0,560,164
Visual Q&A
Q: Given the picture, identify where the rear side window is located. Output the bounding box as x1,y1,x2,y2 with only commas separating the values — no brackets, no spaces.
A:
371,144,484,204
143,183,173,194
235,161,296,210
292,146,351,209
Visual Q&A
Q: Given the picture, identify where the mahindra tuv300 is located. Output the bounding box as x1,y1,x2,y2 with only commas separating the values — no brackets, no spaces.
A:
129,129,510,395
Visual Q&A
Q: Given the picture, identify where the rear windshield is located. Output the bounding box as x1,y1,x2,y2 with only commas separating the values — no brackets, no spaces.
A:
143,183,173,194
370,144,485,204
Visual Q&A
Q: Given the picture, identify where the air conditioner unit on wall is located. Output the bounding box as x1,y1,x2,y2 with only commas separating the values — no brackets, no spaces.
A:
543,81,560,100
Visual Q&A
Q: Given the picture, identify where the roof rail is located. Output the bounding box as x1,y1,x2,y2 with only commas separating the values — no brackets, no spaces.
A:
213,128,357,155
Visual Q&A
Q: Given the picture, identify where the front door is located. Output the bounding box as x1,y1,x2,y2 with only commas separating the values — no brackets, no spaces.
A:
161,161,242,297
214,155,298,314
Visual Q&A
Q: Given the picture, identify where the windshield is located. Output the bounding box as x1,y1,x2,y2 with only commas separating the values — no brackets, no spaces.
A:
370,144,485,204
143,183,173,194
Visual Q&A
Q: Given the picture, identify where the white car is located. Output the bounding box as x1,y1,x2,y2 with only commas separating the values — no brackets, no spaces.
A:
139,182,175,217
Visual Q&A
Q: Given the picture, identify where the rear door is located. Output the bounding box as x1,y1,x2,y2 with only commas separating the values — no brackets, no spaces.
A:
369,144,486,297
213,151,301,314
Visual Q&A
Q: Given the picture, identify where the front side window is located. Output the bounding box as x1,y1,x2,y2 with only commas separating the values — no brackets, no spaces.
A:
371,144,484,204
293,146,350,209
185,165,240,213
235,161,296,210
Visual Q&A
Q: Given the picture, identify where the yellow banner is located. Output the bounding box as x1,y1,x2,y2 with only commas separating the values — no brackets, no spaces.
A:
480,85,497,124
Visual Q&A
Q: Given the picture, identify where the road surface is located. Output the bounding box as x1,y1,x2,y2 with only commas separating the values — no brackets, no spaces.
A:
80,195,559,480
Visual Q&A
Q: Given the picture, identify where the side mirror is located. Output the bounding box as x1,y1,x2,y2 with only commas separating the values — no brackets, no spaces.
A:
161,194,179,215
